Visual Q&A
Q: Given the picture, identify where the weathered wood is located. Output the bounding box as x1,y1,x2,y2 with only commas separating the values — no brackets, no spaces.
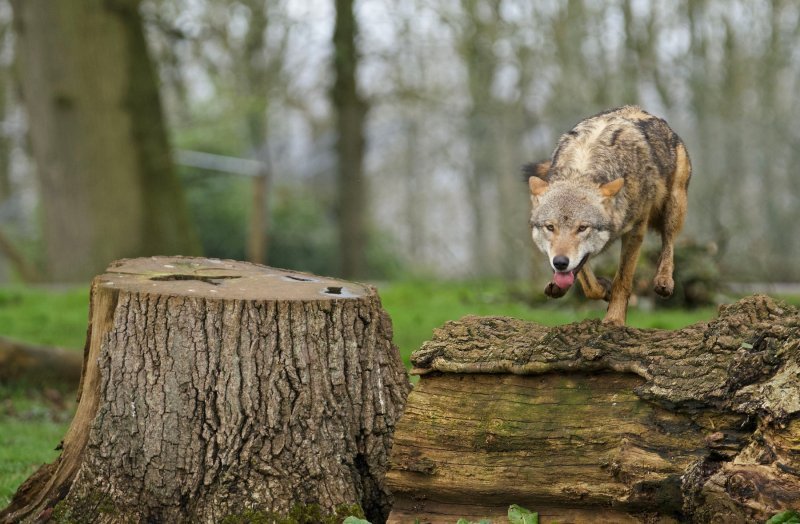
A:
388,295,800,523
1,257,411,524
0,336,81,388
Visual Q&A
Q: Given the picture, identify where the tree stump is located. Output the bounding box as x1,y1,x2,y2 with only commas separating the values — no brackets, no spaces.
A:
1,257,411,524
387,295,800,523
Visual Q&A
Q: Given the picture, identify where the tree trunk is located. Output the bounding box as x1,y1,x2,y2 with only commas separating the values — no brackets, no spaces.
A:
0,19,11,205
241,0,272,266
460,0,499,277
387,295,800,523
332,0,368,279
10,0,199,282
0,257,410,524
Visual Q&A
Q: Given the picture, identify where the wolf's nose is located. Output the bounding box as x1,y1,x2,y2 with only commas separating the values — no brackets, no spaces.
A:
553,256,569,271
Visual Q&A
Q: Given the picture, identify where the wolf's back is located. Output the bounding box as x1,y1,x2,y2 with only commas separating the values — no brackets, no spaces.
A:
548,105,687,189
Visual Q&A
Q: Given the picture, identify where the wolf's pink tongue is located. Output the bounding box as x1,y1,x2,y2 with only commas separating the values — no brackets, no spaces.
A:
553,271,575,289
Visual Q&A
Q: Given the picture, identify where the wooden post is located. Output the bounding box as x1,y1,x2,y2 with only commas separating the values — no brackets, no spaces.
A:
1,257,410,524
246,169,270,265
387,295,800,523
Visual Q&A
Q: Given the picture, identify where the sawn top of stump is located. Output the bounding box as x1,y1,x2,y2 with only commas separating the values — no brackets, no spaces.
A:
98,256,372,301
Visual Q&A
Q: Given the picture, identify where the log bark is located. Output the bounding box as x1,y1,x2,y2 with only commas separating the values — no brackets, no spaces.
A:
1,257,410,523
387,295,800,523
0,336,82,388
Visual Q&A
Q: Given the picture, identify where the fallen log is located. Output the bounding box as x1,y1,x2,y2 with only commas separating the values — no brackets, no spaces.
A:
1,257,411,524
387,295,800,523
0,336,82,388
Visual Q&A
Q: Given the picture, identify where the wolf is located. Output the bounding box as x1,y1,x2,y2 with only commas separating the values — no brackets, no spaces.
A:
525,106,692,326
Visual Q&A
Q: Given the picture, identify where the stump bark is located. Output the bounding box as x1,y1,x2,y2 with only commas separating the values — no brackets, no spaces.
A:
387,295,800,523
1,257,411,524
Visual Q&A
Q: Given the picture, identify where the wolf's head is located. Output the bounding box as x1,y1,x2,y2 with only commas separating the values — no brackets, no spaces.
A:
527,173,624,289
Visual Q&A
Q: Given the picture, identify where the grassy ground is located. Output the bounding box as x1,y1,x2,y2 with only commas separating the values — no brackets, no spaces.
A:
0,286,89,349
0,418,66,499
0,280,793,508
0,386,73,507
0,286,86,507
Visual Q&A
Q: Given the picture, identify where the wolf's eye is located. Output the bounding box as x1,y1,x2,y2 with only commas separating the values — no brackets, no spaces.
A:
545,224,555,232
577,225,589,233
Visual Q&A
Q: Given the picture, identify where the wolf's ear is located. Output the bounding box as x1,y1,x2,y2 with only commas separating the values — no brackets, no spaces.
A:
599,178,624,198
528,175,549,196
522,161,551,181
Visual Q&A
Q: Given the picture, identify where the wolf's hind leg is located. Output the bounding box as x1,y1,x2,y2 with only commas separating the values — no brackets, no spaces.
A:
577,265,611,301
654,142,691,298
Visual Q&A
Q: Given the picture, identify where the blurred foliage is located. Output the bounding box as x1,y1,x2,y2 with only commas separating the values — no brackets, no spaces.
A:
182,170,250,261
181,173,404,279
268,186,405,279
267,185,339,275
171,107,252,158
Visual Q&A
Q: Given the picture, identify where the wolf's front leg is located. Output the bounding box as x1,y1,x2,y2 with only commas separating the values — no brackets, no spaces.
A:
604,223,647,326
577,265,612,302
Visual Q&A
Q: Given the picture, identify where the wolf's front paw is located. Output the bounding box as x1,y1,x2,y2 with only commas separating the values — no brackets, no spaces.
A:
601,315,625,326
545,282,568,298
653,275,674,298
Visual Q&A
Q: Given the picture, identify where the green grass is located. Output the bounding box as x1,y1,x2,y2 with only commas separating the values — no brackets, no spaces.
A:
0,385,73,508
776,294,800,308
0,417,67,507
0,286,89,350
0,286,87,508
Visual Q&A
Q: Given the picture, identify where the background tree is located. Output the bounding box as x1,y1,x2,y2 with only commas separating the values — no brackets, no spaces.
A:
460,0,500,276
2,0,800,284
0,3,27,281
332,0,368,279
10,0,199,282
149,0,288,265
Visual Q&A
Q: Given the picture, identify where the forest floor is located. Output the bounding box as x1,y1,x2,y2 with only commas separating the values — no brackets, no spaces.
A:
0,281,797,507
